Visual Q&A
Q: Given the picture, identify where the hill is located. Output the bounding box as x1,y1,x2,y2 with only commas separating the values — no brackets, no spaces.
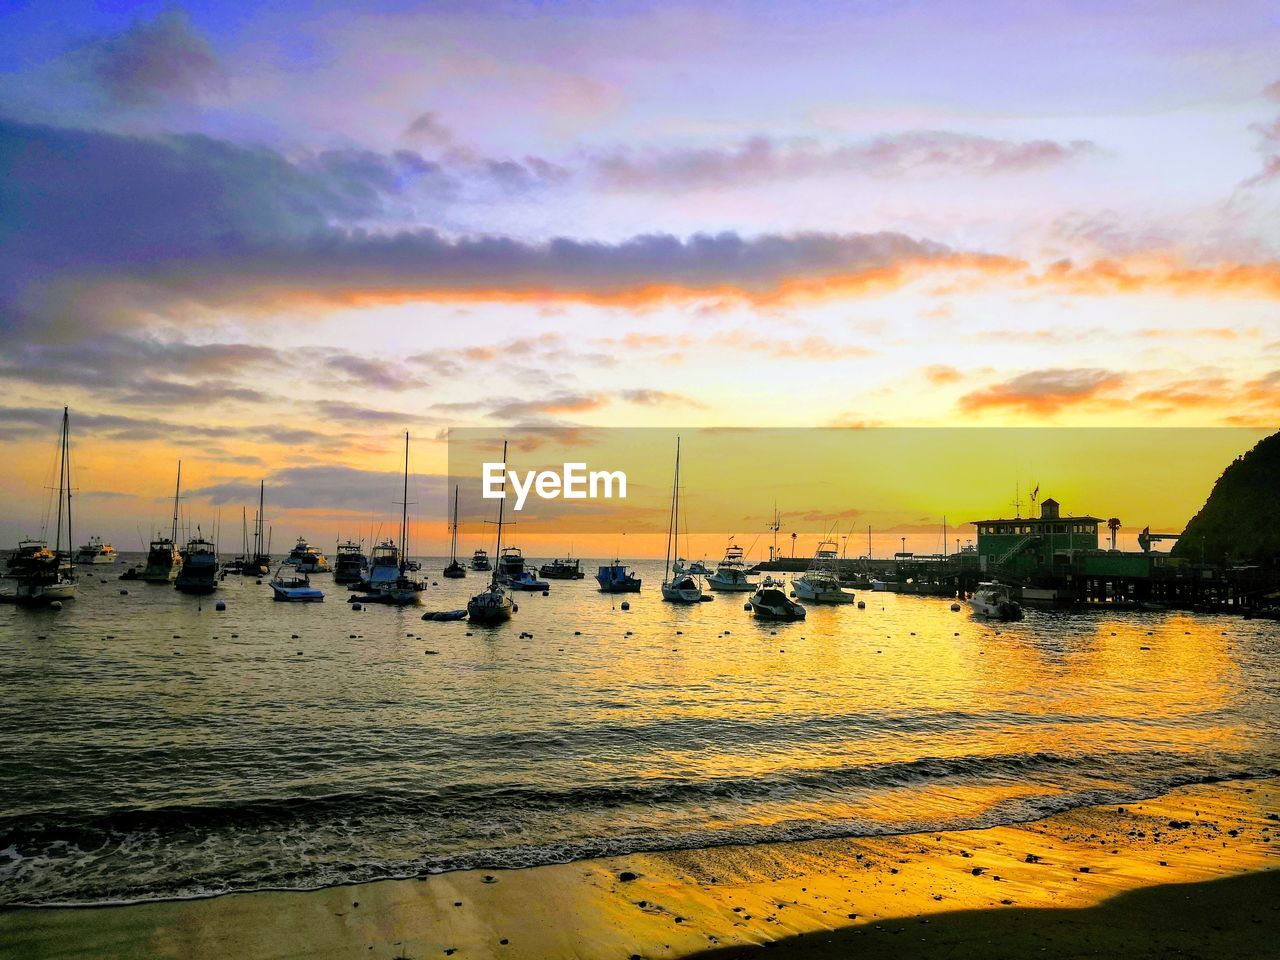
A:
1173,430,1280,564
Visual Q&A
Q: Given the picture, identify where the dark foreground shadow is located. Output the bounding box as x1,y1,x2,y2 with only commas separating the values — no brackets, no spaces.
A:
685,871,1280,960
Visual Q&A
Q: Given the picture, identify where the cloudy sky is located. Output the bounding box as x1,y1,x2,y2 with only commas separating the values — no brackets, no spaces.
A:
1,1,1277,554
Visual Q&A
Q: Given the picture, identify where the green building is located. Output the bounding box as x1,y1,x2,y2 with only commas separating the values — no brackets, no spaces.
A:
971,498,1101,575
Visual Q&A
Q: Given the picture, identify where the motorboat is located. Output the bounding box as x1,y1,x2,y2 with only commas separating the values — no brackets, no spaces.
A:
74,537,117,565
6,539,54,578
470,549,492,571
596,562,641,593
333,539,369,584
969,582,1024,621
792,537,855,604
497,546,526,580
661,437,703,604
538,557,585,579
175,532,218,594
468,440,516,624
286,538,331,573
367,432,427,605
707,543,755,592
747,581,806,620
507,571,551,591
270,565,324,602
443,486,466,578
672,558,711,576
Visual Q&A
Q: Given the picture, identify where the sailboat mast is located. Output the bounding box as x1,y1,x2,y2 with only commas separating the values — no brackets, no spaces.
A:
450,485,459,562
54,406,69,558
400,431,410,564
171,461,182,544
257,480,265,557
492,440,507,585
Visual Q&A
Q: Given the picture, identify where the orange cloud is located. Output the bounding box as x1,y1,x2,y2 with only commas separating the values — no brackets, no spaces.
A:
958,368,1126,415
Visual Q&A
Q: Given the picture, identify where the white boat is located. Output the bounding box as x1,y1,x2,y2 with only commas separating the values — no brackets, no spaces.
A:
270,564,324,602
470,549,492,571
74,536,117,565
661,437,704,604
468,440,516,624
365,539,401,590
285,538,331,573
792,537,856,604
746,580,806,620
969,582,1024,621
6,408,77,606
673,558,711,576
707,543,756,591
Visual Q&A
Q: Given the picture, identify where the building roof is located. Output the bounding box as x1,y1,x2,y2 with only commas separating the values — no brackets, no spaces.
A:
970,516,1104,525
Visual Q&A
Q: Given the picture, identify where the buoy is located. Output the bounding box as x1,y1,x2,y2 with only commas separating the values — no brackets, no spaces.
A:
574,630,581,635
120,589,129,595
620,600,630,610
215,600,226,611
50,601,62,610
352,603,362,610
951,602,961,611
743,603,751,611
857,600,865,609
542,589,549,597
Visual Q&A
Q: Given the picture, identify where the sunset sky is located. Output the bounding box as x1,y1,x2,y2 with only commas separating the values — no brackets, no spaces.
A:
1,1,1277,555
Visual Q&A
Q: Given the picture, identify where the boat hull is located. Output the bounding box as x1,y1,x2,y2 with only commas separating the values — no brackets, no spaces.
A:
272,586,324,602
661,584,702,603
467,591,515,623
707,576,754,592
792,578,856,604
442,562,467,579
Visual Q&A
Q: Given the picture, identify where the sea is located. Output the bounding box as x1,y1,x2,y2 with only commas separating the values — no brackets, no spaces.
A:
2,554,1277,906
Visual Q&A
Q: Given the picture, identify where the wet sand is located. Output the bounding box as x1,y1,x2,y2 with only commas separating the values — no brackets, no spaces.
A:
3,777,1277,960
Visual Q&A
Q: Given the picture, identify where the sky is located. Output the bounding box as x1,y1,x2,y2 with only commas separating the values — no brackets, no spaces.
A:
0,0,1277,556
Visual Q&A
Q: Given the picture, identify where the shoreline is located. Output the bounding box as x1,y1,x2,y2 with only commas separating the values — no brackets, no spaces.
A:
3,776,1276,959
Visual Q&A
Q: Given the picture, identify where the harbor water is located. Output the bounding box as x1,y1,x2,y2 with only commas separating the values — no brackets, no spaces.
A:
1,556,1277,905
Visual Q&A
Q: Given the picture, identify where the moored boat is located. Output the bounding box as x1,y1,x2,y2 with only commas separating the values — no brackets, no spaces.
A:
538,556,584,579
792,536,856,604
286,538,331,573
969,582,1024,621
5,408,78,606
367,432,426,605
707,543,755,592
596,561,641,593
74,536,117,565
507,571,551,591
443,486,466,578
497,546,525,581
470,549,492,571
468,441,516,624
175,532,218,594
333,539,368,584
747,580,806,620
661,437,703,604
269,564,324,602
143,461,183,583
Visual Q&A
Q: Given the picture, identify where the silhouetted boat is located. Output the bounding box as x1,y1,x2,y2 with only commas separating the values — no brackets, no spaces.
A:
175,530,218,594
5,408,77,605
333,539,368,584
538,557,584,579
661,437,703,603
443,486,466,579
596,561,641,593
468,441,515,624
143,461,183,583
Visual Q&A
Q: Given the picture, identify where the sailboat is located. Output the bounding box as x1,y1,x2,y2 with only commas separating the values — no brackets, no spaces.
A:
142,462,183,583
372,431,427,605
241,483,271,576
661,437,703,603
6,407,77,605
467,441,516,624
443,485,466,578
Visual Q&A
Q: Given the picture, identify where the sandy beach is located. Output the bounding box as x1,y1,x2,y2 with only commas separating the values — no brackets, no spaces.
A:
3,776,1276,960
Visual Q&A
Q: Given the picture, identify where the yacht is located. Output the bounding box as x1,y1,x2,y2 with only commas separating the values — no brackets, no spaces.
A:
792,537,856,604
74,537,117,565
538,556,585,579
497,546,526,581
969,582,1024,621
747,578,806,620
470,549,492,571
270,564,324,602
443,486,466,578
706,543,755,592
661,437,703,603
468,440,516,624
672,558,711,576
286,538,331,573
507,570,551,591
365,539,401,591
333,539,368,584
6,408,77,605
143,461,183,583
175,532,219,594
596,561,641,593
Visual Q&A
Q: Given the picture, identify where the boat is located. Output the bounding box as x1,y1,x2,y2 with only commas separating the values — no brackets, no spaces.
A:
497,546,526,581
706,543,755,592
468,441,516,624
792,536,856,604
74,536,117,565
365,539,401,591
470,549,492,571
285,538,331,573
142,461,183,583
333,539,369,584
269,564,324,602
596,561,641,593
239,483,271,576
507,571,550,591
538,556,585,579
661,437,703,603
672,558,711,576
175,530,218,594
5,408,77,606
370,432,428,605
747,580,806,620
969,582,1024,621
443,486,466,578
